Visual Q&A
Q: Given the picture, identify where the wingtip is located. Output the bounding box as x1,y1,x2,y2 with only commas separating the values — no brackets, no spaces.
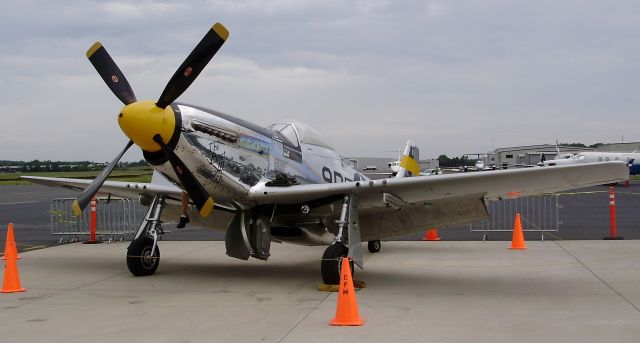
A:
199,197,215,217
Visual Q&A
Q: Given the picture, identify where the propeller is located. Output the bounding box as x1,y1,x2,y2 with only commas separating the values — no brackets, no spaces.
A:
86,42,137,105
71,140,133,216
153,135,213,217
72,23,228,217
156,24,228,109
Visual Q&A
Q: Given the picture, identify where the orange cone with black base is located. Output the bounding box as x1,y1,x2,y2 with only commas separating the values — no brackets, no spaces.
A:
1,240,25,293
330,257,364,326
422,228,441,241
2,223,20,260
509,213,527,250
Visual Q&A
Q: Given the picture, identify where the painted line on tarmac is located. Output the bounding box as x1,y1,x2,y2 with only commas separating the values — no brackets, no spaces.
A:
0,200,40,205
556,191,608,196
22,245,48,252
0,245,50,257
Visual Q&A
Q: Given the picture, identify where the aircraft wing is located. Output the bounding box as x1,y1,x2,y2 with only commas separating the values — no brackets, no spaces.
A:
249,162,628,207
21,176,184,200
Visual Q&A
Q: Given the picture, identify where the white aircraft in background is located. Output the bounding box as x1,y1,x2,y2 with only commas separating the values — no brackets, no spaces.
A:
22,21,628,285
539,141,639,174
541,151,639,174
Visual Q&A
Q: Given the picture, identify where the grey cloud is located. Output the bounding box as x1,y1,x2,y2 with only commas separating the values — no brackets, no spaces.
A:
1,0,639,161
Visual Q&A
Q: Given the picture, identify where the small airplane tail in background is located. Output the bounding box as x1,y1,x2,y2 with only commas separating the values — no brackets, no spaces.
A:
394,140,420,178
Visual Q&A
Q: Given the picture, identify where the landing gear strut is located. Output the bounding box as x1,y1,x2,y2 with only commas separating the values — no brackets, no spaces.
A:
321,194,361,284
127,195,165,276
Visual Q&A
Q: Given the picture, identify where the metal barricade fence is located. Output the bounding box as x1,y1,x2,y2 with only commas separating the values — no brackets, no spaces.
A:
469,193,559,240
50,198,148,243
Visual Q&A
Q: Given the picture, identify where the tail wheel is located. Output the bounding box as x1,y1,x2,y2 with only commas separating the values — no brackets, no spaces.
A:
127,237,160,276
368,240,381,253
321,244,353,285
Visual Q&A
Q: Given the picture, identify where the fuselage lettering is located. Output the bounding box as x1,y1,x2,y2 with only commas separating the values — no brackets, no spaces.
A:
322,167,333,183
321,166,352,184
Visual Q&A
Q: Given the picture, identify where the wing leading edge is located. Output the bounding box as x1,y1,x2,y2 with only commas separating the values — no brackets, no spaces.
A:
21,176,184,200
249,162,629,207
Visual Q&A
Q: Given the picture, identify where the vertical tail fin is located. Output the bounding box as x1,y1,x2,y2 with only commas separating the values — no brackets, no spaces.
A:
395,140,420,178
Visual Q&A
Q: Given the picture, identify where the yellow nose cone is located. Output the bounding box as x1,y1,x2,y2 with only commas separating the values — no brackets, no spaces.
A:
118,101,176,152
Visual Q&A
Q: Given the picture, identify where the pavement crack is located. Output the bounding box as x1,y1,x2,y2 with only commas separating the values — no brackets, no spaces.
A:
276,292,331,343
554,241,640,314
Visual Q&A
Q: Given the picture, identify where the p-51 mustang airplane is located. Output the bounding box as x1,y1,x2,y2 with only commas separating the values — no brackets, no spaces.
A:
25,22,628,284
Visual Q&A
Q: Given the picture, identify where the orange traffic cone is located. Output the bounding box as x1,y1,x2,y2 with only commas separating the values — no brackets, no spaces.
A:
330,257,364,326
1,243,26,293
509,213,527,250
422,228,441,241
2,223,20,260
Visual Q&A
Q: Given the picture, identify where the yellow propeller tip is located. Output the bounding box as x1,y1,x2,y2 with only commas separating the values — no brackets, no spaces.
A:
213,23,229,41
199,197,215,218
86,42,103,58
71,200,83,217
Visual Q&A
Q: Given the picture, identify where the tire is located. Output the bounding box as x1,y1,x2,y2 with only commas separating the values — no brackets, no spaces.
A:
127,237,160,276
368,240,381,253
321,244,353,285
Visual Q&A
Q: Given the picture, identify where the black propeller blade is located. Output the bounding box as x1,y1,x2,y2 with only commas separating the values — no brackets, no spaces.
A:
86,42,137,105
156,23,228,109
72,140,134,216
81,22,227,218
153,135,214,217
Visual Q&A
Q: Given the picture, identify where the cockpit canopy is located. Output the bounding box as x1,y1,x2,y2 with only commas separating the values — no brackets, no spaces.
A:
268,121,333,150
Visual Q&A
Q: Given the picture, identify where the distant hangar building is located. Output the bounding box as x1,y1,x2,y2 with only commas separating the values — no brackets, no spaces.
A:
487,144,589,168
593,142,640,153
485,142,639,168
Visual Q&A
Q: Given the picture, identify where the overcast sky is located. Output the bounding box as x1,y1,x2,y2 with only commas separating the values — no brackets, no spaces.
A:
2,0,639,162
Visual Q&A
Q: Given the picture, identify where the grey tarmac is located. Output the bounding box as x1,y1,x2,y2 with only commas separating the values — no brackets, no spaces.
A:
2,182,640,255
2,241,640,343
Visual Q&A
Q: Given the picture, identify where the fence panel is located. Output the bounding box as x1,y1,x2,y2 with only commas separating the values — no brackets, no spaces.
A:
50,198,150,242
469,194,559,239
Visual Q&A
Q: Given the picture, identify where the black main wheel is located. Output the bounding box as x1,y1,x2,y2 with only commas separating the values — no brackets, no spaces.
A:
127,237,160,276
321,243,353,285
368,240,381,253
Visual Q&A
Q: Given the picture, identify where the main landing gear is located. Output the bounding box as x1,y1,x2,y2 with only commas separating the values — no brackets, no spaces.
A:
320,195,365,285
321,240,381,284
127,236,160,276
321,244,353,285
127,195,165,276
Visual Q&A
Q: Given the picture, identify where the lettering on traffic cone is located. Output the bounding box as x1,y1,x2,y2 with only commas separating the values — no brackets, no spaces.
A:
1,244,25,293
2,223,20,260
422,228,441,241
330,257,364,326
509,213,527,250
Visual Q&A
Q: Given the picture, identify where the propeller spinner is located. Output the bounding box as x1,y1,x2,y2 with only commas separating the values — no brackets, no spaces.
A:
71,23,229,217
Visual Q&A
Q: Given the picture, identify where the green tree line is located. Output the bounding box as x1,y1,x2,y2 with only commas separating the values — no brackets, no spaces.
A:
0,160,148,173
437,155,477,168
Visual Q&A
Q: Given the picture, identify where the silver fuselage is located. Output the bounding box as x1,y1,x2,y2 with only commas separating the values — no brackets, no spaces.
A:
150,103,368,211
